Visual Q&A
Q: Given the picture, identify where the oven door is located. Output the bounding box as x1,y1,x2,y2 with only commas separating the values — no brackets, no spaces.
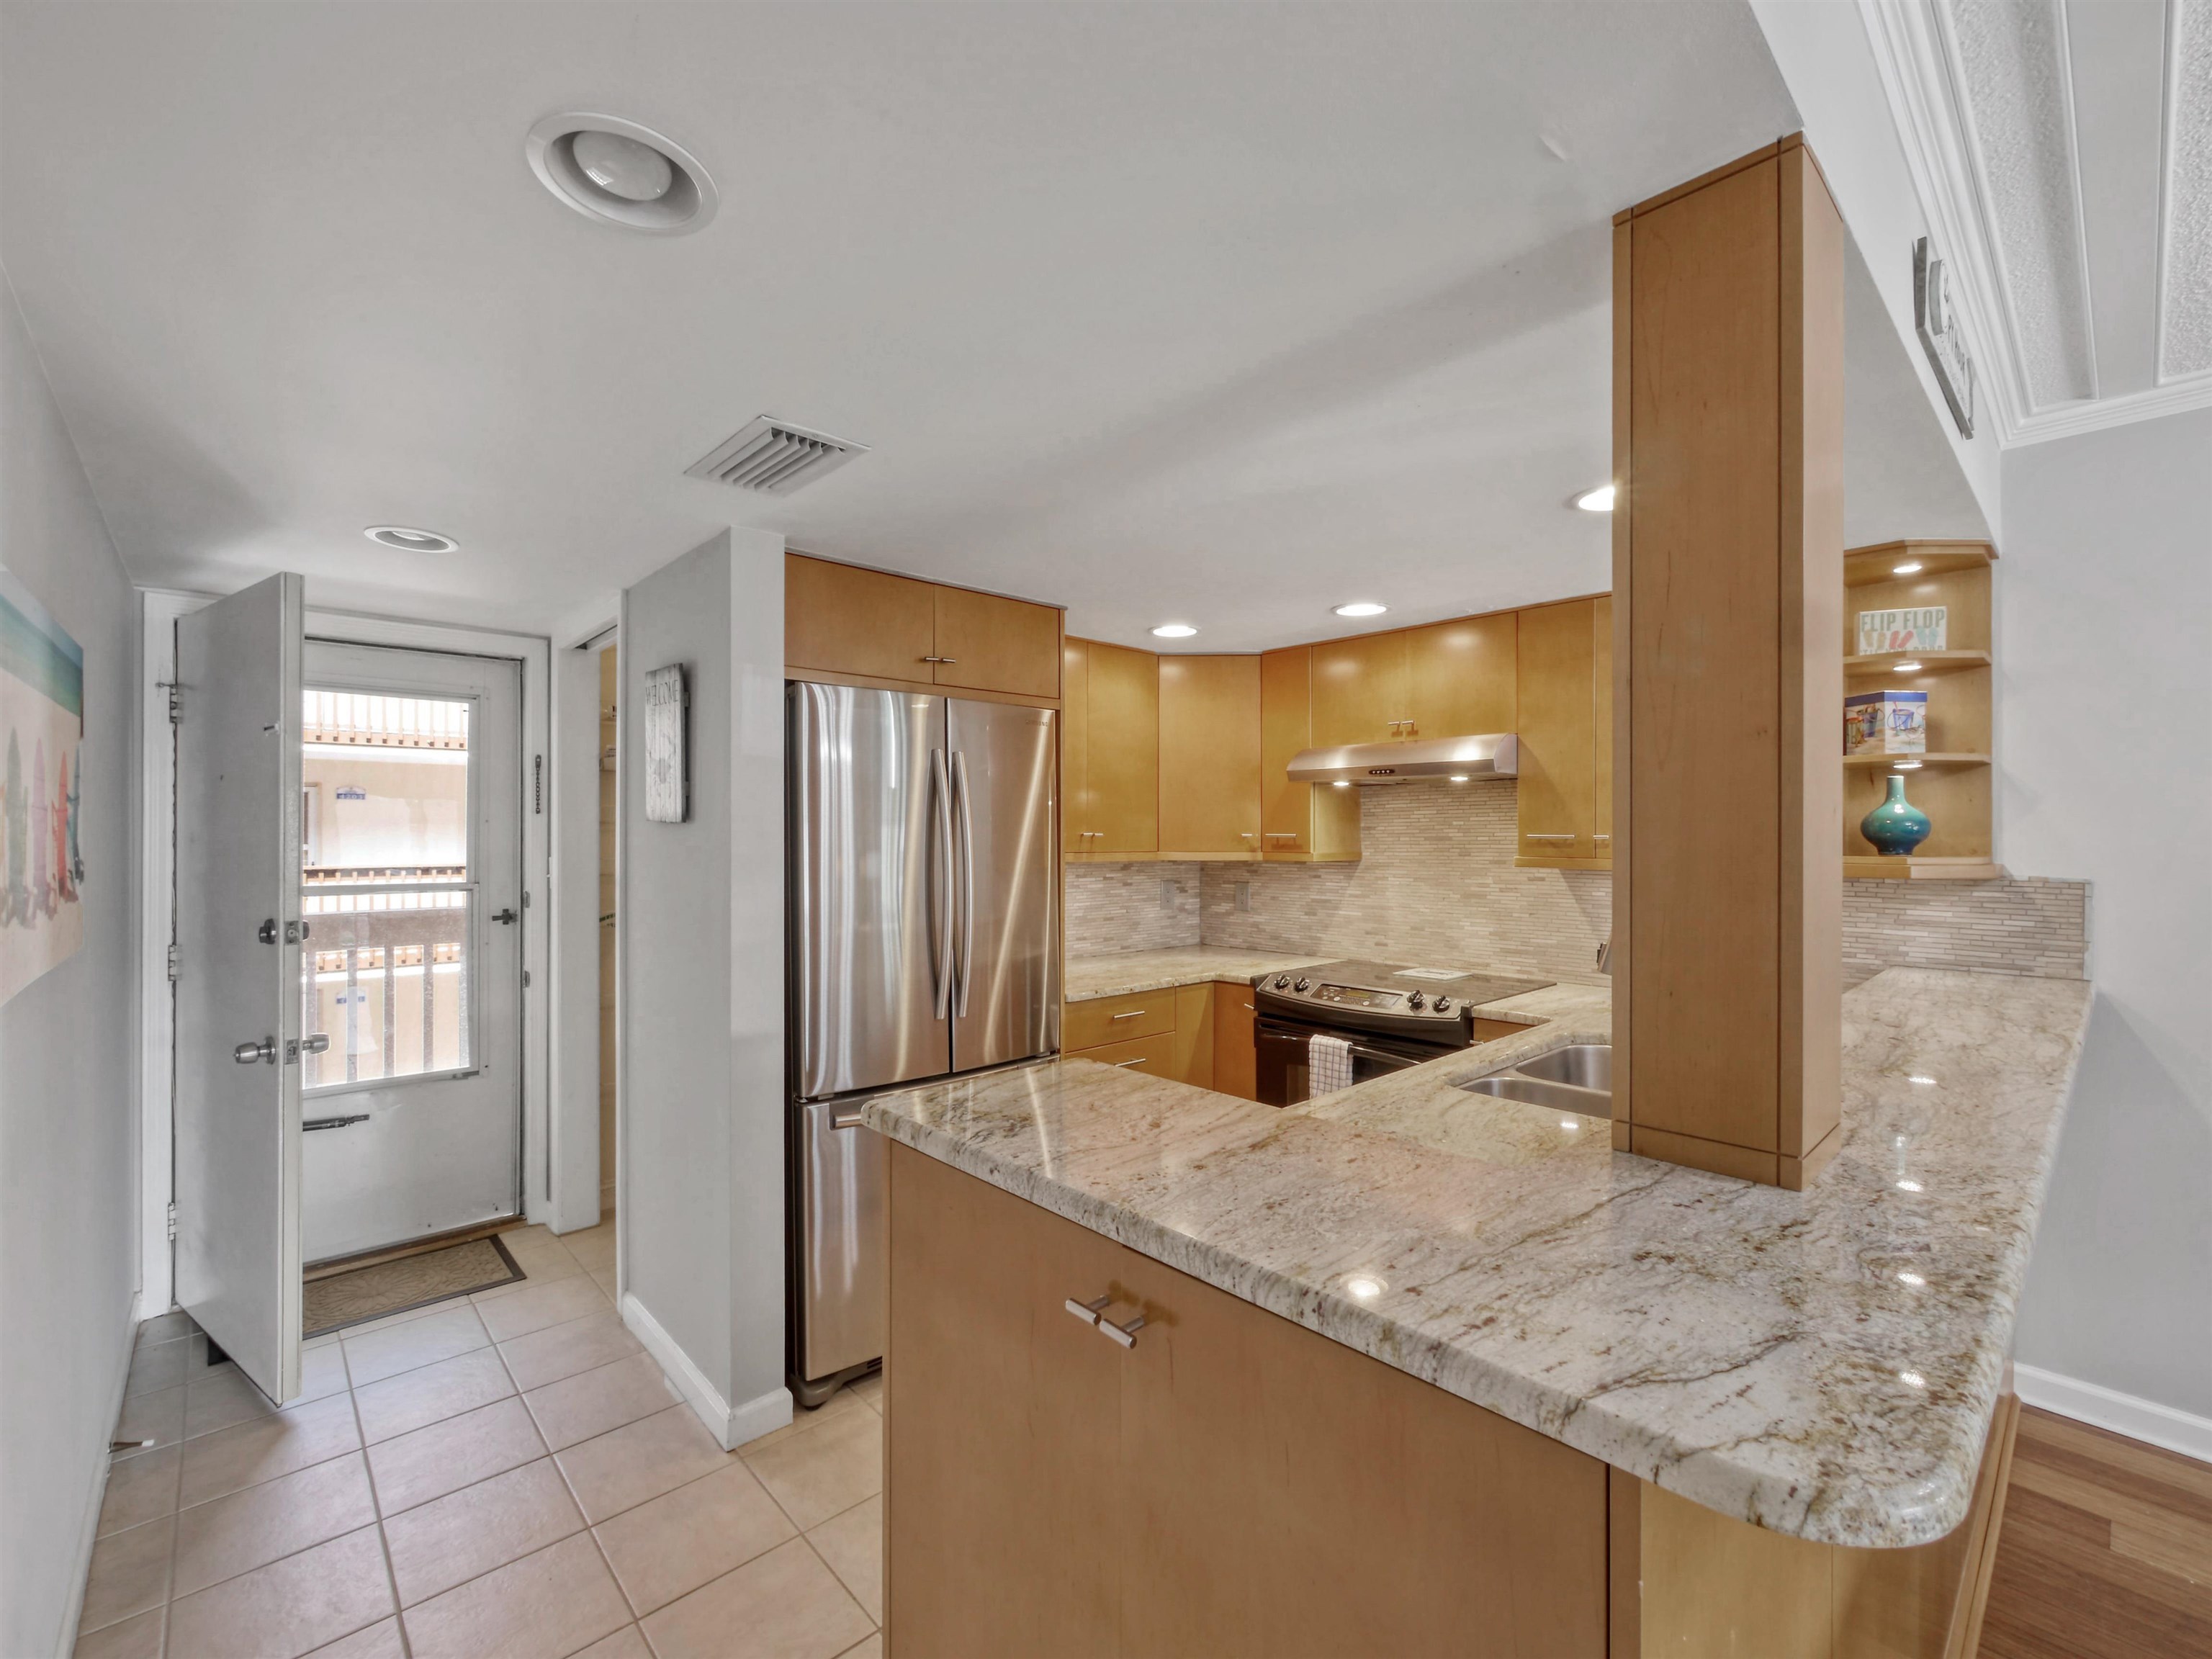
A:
1254,1015,1452,1107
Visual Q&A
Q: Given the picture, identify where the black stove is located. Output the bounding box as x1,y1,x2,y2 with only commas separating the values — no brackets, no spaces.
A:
1249,960,1552,1106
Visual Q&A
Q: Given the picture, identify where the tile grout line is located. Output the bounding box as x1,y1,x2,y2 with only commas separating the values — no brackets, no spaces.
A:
341,1344,416,1659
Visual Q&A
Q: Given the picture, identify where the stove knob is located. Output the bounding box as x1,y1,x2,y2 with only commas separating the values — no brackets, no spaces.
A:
1432,996,1452,1013
1274,976,1291,989
1406,992,1425,1010
1294,978,1311,992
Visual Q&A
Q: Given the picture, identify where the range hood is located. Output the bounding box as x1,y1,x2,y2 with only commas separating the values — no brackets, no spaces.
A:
1286,733,1518,786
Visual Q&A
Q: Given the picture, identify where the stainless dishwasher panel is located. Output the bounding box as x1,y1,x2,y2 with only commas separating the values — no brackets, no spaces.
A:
796,1099,886,1385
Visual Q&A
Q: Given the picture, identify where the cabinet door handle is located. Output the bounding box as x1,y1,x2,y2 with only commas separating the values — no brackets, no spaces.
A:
1264,832,1300,840
1111,1056,1149,1067
1110,1009,1148,1020
1065,1295,1110,1327
1097,1310,1148,1349
922,655,959,664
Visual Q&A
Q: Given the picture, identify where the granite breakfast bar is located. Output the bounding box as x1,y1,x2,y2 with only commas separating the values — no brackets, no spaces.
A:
866,966,2092,1655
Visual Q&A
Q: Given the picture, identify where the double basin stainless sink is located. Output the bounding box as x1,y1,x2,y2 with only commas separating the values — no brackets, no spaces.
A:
1457,1043,1612,1119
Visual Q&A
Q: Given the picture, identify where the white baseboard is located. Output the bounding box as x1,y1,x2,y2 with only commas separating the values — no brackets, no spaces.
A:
2014,1363,2212,1464
60,1291,142,1655
619,1291,792,1452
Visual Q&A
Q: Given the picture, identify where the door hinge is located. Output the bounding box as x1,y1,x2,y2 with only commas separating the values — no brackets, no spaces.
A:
166,1202,177,1242
522,890,532,909
521,968,531,988
166,942,180,981
534,754,544,814
166,684,183,724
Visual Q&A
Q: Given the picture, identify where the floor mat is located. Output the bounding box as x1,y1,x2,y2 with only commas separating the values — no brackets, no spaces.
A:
303,1235,523,1336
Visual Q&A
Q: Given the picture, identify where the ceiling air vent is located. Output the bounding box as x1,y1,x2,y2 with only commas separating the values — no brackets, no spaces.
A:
685,416,868,494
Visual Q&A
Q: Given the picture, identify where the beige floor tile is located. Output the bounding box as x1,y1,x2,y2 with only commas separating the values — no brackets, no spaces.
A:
593,1461,796,1616
173,1451,377,1596
640,1537,872,1659
500,1310,642,1392
835,1635,881,1659
136,1310,194,1345
845,1372,883,1415
166,1524,392,1659
341,1303,491,1387
179,1390,361,1507
352,1346,516,1444
477,1274,608,1343
78,1516,173,1635
487,1228,585,1287
806,1494,882,1624
523,1353,678,1452
125,1339,187,1398
98,1445,180,1537
328,1298,454,1339
590,1267,619,1300
382,1457,585,1607
739,1388,866,1456
570,1626,652,1659
559,1222,616,1272
114,1385,184,1454
741,1403,881,1532
302,1616,407,1659
400,1531,630,1659
367,1395,547,1515
71,1606,162,1659
557,1404,733,1525
296,1340,353,1402
184,1365,278,1439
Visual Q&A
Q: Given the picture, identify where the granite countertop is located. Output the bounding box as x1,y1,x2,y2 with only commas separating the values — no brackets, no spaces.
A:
1063,946,1340,1002
863,967,2091,1549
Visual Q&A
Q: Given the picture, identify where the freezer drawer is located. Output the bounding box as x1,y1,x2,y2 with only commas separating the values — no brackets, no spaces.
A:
796,1100,886,1385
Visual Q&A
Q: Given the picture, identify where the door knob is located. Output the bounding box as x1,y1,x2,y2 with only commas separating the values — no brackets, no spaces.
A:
300,1034,331,1054
492,908,518,925
233,1037,276,1065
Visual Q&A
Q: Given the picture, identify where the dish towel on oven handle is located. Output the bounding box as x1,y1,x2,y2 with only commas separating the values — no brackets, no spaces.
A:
1308,1033,1354,1094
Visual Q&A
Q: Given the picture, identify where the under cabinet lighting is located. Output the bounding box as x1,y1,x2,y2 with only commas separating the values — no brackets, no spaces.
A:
1449,774,1471,783
1892,561,1924,575
1892,760,1923,772
1893,660,1923,673
1331,780,1352,789
1334,602,1388,619
1151,623,1197,639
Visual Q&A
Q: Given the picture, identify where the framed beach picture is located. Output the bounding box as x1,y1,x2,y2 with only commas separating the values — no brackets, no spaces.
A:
1,565,87,1006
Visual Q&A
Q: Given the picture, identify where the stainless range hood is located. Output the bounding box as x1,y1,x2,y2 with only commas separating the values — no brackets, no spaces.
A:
1286,732,1518,785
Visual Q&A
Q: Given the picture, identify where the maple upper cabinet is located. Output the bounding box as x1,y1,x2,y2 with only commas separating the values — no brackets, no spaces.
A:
1157,655,1262,860
1514,598,1611,870
1061,639,1092,855
1068,638,1157,857
1259,646,1360,862
784,552,1062,701
1407,613,1516,739
1310,631,1407,747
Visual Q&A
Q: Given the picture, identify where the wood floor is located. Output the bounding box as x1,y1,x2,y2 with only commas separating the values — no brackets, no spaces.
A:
1979,1406,2212,1658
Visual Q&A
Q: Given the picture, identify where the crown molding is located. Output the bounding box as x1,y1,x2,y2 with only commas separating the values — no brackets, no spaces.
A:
2004,368,2212,445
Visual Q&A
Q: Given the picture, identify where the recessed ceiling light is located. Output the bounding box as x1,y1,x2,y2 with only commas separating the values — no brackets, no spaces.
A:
1333,602,1388,619
365,526,457,554
1892,560,1925,575
1573,484,1617,513
526,113,717,235
1151,624,1197,639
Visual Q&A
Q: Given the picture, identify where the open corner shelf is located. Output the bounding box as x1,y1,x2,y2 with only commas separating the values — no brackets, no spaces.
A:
1842,752,1990,770
1844,650,1990,676
1843,540,1995,588
1844,856,2008,882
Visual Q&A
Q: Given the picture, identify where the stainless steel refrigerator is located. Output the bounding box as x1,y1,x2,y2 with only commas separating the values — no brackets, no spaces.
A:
786,681,1058,1401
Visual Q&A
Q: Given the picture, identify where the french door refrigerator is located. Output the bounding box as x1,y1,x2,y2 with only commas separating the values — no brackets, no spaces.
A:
787,681,1058,1400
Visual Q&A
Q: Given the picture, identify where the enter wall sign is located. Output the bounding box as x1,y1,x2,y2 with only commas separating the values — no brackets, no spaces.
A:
1913,237,1976,439
643,664,688,823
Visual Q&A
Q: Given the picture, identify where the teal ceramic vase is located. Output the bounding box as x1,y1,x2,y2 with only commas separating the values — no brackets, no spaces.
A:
1861,773,1933,856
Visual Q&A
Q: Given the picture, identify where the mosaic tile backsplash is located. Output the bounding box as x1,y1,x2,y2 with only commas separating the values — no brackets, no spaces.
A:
1065,784,2088,988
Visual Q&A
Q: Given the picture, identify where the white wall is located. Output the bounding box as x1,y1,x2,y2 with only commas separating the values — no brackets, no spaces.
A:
2000,408,2212,1424
0,272,141,1655
618,528,790,1447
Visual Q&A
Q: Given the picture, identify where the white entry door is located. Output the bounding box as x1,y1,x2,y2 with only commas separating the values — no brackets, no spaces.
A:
298,640,523,1262
174,573,305,1405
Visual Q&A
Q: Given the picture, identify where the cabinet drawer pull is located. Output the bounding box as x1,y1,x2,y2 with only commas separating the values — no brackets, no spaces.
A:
1065,1295,1110,1326
1264,832,1300,841
1110,1009,1148,1020
1098,1310,1147,1348
1592,834,1611,846
921,655,958,664
1111,1056,1149,1067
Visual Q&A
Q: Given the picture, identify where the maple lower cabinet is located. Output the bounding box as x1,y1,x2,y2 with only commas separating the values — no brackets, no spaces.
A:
1259,646,1359,862
1157,655,1262,859
886,1143,1611,1657
1515,598,1612,870
1066,638,1158,857
1212,980,1259,1100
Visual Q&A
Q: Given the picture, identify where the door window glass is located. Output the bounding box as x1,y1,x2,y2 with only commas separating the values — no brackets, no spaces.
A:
300,690,476,1089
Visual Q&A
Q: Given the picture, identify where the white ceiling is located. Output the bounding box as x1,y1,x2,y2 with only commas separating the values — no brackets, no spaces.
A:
2,1,1984,650
1861,0,2212,444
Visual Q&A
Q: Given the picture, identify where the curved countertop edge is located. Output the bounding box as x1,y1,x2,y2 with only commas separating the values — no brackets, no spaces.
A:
1063,947,1342,1003
863,967,2092,1549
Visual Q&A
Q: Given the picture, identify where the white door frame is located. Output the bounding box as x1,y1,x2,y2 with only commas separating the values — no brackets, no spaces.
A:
138,588,573,1313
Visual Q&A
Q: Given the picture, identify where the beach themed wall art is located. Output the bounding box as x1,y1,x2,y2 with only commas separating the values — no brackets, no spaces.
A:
0,565,86,1004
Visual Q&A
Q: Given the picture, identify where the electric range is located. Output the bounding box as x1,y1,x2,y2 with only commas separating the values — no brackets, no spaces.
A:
1250,958,1553,1106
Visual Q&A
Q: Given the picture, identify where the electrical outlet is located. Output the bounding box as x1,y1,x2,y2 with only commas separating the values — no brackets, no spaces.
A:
1159,880,1176,909
1236,882,1252,913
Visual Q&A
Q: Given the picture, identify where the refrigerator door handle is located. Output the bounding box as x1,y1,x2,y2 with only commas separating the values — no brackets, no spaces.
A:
930,747,955,1022
951,750,975,1017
